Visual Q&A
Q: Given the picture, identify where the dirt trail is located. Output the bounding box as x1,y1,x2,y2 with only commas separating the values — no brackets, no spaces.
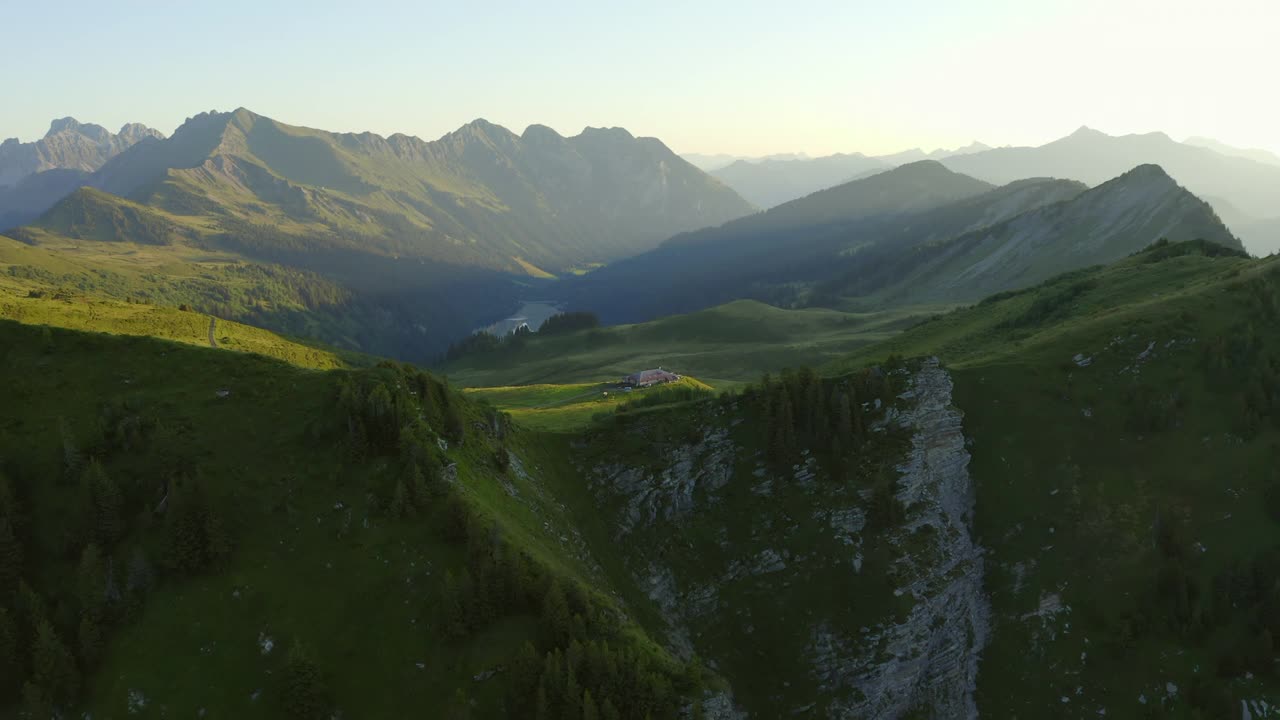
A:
207,317,217,348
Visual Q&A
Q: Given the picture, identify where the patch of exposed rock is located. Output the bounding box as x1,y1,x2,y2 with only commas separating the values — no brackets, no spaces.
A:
812,358,990,719
591,428,735,537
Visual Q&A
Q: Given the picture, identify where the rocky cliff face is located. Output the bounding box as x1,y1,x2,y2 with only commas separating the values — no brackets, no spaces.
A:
818,359,989,718
584,359,989,718
0,117,163,187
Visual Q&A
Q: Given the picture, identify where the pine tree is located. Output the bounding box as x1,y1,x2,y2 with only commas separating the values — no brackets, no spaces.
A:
22,682,51,719
0,471,19,528
204,508,231,565
447,688,472,720
59,418,82,483
408,464,431,512
543,580,572,647
509,641,541,711
778,395,796,459
564,668,582,720
76,544,106,619
835,389,853,442
283,643,329,720
388,478,409,519
83,461,123,547
600,698,622,720
125,547,154,596
30,620,78,706
582,689,599,720
534,685,550,720
850,384,864,438
0,606,18,698
440,571,468,640
0,517,21,595
78,613,103,667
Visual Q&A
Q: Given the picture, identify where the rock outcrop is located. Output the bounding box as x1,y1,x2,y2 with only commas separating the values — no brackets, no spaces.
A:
584,360,989,719
816,358,989,718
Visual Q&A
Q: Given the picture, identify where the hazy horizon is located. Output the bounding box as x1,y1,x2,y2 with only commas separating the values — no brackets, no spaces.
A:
3,0,1277,158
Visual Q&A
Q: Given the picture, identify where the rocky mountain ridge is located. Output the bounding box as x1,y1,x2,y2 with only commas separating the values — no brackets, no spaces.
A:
0,117,163,187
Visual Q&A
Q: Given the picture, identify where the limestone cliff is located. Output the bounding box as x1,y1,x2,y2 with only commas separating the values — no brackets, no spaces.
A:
584,359,990,718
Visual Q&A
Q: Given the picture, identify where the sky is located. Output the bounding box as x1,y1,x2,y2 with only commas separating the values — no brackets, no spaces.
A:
2,0,1277,157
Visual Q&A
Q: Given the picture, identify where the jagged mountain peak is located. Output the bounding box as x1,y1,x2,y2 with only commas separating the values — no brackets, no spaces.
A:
1067,125,1108,140
47,117,93,136
1097,163,1183,195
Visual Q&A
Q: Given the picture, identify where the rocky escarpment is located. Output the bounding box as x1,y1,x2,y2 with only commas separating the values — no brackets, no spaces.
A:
814,358,989,718
584,360,989,719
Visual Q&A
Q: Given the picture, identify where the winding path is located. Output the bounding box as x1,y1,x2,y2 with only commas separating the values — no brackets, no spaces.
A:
207,317,217,348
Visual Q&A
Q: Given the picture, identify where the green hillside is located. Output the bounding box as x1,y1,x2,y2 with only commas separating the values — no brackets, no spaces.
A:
443,299,947,387
0,320,717,719
825,239,1280,715
448,239,1280,717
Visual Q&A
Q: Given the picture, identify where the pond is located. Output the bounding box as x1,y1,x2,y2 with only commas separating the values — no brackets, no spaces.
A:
473,300,564,336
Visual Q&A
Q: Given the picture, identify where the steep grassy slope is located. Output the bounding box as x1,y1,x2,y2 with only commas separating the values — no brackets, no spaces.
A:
0,232,433,362
827,241,1280,716
856,165,1242,305
0,321,716,718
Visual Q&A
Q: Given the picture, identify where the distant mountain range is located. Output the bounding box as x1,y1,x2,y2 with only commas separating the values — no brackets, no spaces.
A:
682,151,811,172
2,109,752,270
695,142,992,208
1,108,754,357
0,117,163,187
565,161,1239,323
1183,136,1280,167
938,128,1280,254
685,130,1280,255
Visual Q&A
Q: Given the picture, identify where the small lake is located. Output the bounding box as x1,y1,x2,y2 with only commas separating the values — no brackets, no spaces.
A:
474,300,564,336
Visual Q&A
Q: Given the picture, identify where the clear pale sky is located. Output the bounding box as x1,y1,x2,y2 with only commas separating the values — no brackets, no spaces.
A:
2,0,1276,157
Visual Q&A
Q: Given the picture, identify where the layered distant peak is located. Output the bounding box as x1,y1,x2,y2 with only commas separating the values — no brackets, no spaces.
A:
521,124,564,142
117,123,165,143
1067,125,1108,140
48,117,88,135
578,126,636,141
952,141,992,155
0,116,166,188
1113,162,1176,183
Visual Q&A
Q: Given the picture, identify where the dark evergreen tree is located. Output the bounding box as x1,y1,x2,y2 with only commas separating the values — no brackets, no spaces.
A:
582,689,599,720
388,478,409,519
30,620,78,708
0,518,21,596
0,606,18,700
564,668,582,720
21,682,51,719
534,685,550,720
83,461,123,547
282,644,329,720
447,688,472,720
77,613,103,668
543,580,572,647
440,570,468,640
76,544,106,620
